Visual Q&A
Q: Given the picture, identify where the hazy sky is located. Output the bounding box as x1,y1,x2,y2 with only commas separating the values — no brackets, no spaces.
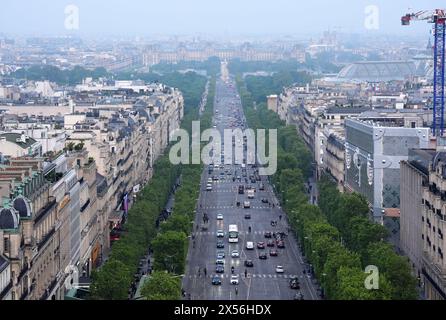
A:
0,0,443,37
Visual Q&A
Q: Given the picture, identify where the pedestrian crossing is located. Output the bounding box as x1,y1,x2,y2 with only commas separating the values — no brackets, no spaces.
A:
194,230,278,236
202,205,271,210
187,273,303,279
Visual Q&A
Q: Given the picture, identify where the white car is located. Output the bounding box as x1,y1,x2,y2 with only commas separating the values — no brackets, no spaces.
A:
230,275,239,285
231,250,240,258
206,183,212,191
217,230,224,237
217,214,224,220
275,265,284,273
246,241,254,250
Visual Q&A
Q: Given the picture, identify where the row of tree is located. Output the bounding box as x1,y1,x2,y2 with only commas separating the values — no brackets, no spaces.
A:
11,65,109,85
90,155,181,299
244,71,312,104
318,176,418,299
237,77,418,299
89,74,210,300
140,79,215,299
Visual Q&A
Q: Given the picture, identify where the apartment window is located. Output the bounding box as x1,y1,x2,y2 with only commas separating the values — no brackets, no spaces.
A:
4,237,9,253
422,216,424,222
439,248,444,259
439,229,443,239
433,245,436,252
433,226,436,232
422,234,424,240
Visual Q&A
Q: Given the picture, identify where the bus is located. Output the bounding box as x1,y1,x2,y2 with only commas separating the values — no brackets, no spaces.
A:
228,224,239,243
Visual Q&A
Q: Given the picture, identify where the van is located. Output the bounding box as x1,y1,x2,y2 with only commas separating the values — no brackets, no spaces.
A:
246,241,254,250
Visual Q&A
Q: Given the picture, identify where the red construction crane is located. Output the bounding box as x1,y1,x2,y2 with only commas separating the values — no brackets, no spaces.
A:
402,9,446,136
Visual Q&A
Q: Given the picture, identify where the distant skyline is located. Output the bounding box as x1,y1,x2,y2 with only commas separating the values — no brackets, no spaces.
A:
0,0,443,38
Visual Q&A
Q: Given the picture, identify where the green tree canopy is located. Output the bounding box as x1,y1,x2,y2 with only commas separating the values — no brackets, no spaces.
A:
141,271,182,300
90,260,132,300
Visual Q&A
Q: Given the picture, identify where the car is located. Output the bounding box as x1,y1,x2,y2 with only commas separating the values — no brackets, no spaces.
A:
293,292,304,300
261,198,269,203
230,275,239,285
259,252,268,260
244,260,254,267
216,259,225,265
257,242,265,249
269,250,278,257
216,241,225,249
216,265,225,273
244,213,251,219
216,251,225,259
246,241,254,250
290,277,300,290
267,240,275,247
207,178,213,183
213,176,219,181
277,241,285,249
217,230,224,237
243,201,250,208
264,232,272,238
212,276,222,285
217,214,223,220
206,184,212,191
275,265,284,273
259,183,265,190
231,250,240,258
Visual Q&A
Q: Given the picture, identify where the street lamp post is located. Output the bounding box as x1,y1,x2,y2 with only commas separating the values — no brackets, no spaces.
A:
321,273,327,299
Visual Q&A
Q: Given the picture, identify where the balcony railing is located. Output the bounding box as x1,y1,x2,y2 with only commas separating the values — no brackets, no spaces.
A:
0,280,12,300
39,278,58,300
19,288,29,300
37,227,56,251
34,198,57,225
17,263,29,283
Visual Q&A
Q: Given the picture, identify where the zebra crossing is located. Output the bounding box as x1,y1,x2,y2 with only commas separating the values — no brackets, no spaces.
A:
194,230,275,236
187,273,303,279
202,205,271,210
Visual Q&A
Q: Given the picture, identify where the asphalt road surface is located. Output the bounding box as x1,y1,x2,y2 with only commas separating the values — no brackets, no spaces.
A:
182,76,319,300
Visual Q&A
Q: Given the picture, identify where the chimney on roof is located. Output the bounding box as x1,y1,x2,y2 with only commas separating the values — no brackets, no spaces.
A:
68,99,75,114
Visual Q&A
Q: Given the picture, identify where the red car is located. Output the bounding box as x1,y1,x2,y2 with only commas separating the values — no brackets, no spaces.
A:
257,242,265,249
269,250,278,256
277,241,285,249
